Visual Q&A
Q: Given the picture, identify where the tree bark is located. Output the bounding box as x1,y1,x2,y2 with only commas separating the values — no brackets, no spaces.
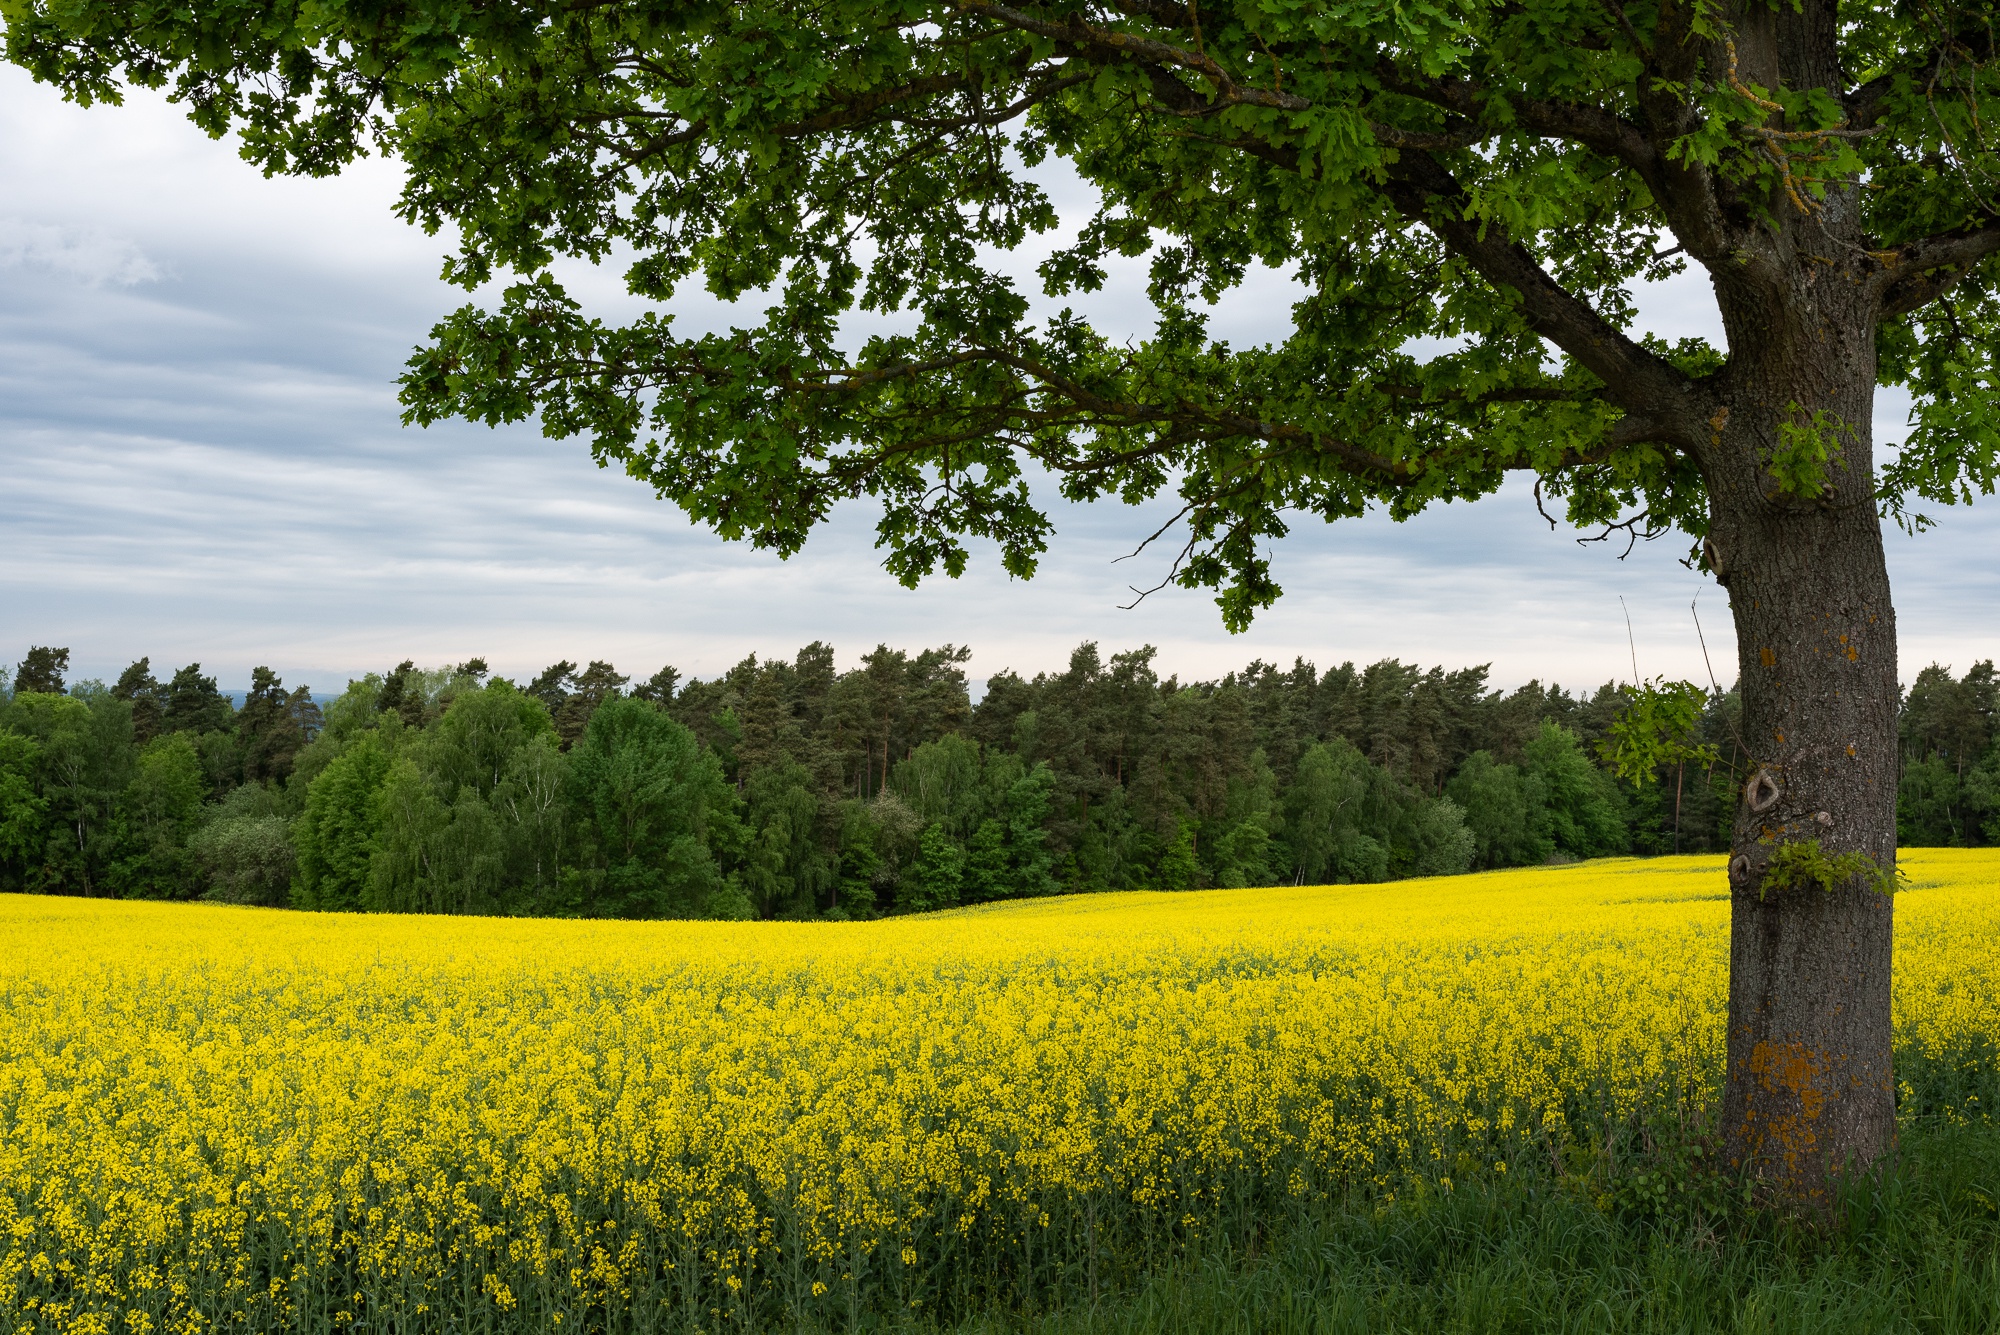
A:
1702,244,1900,1207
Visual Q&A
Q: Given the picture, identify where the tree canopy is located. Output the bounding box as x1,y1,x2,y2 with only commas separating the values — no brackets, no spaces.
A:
6,0,1993,622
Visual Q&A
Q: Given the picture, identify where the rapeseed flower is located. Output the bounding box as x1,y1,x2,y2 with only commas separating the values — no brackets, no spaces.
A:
0,852,1992,1331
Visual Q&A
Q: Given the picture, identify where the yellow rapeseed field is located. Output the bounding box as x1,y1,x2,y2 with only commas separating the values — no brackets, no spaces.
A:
2,851,1996,1333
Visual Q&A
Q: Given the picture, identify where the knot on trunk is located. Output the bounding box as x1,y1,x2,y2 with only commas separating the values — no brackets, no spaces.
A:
1745,767,1783,813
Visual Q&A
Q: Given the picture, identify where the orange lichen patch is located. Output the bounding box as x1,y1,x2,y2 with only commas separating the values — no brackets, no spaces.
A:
1741,1040,1830,1177
1760,647,1778,668
1751,1042,1828,1112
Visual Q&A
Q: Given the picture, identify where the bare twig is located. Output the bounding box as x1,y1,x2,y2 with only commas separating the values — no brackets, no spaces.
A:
1110,501,1198,565
1621,595,1641,684
1577,509,1665,558
1692,595,1721,698
1118,532,1202,609
1533,477,1561,530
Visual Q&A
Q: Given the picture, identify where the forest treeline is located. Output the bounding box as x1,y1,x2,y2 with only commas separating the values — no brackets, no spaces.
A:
0,642,1987,918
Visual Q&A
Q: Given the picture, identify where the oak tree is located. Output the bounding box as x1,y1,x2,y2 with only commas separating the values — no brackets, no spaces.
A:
9,0,1999,1203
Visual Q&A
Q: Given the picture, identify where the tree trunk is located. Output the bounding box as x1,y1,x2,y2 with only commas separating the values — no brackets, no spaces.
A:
1703,250,1900,1208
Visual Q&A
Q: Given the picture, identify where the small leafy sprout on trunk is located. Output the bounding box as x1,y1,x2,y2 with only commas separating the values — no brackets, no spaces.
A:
1757,838,1898,900
1766,404,1860,501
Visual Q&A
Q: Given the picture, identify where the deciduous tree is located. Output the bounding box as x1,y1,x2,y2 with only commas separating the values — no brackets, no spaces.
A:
115,733,208,898
10,0,1998,1204
293,732,392,910
566,696,739,916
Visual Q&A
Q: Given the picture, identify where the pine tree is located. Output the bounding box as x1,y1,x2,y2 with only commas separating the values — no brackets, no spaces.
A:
112,658,164,743
12,646,68,696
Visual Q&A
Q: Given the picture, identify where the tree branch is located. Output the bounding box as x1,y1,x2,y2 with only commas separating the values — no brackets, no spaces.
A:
1369,120,1488,152
1607,413,1675,447
1108,0,1196,27
955,0,1309,110
1844,25,1992,131
1374,65,1659,183
582,53,1089,172
1373,59,1743,268
1876,221,2000,316
1376,153,1699,437
1844,71,1897,131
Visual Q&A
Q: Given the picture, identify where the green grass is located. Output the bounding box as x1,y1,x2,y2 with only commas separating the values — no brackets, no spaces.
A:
921,1121,2000,1335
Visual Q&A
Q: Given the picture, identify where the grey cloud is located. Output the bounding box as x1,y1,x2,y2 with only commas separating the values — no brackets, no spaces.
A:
0,217,161,287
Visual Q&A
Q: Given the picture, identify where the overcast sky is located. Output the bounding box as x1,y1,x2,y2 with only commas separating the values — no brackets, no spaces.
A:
3,66,1995,697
